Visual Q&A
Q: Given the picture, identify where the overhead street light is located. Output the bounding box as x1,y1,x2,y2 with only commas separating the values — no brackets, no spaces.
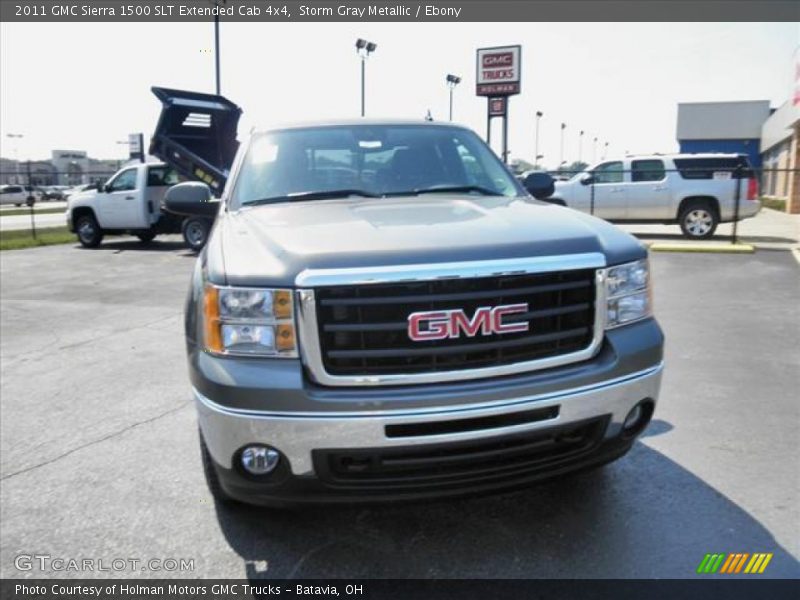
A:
355,38,378,117
446,74,461,121
579,130,584,163
559,122,566,166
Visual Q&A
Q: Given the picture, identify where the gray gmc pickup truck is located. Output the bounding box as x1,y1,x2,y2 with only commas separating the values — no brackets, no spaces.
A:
165,120,664,506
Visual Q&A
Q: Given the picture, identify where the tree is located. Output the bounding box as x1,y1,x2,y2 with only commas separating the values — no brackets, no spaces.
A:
558,161,588,177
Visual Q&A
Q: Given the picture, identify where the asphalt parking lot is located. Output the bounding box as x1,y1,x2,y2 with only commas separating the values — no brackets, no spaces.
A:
0,237,798,579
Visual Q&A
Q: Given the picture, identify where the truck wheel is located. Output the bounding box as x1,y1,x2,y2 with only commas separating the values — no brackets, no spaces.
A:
183,218,210,252
199,429,235,506
136,231,156,244
679,202,718,239
76,215,104,248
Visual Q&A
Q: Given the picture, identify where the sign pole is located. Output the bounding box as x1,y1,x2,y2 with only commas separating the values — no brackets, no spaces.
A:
476,45,521,164
502,106,509,164
26,160,36,240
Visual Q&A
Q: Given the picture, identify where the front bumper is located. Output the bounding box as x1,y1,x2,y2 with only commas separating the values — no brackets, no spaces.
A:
196,361,662,504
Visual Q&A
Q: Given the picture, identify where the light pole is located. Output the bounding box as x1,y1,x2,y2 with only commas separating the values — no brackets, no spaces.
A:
593,136,598,163
534,111,543,168
6,133,23,184
208,0,227,94
603,141,609,160
355,39,377,117
578,130,584,164
559,123,566,167
445,74,461,121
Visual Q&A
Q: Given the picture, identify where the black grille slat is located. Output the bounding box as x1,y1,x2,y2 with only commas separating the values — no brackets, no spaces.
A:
319,279,591,306
322,302,592,333
384,406,559,438
327,327,589,359
313,417,608,489
315,268,596,377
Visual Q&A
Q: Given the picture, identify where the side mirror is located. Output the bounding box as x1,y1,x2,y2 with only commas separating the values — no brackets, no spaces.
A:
522,172,555,200
164,182,218,217
580,175,595,186
96,182,106,192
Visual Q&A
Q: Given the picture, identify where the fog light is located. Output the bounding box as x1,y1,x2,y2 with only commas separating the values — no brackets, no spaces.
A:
241,446,280,475
623,405,643,431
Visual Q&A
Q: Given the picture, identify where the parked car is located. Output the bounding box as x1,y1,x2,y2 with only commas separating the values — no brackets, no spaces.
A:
535,153,761,239
0,185,41,206
62,183,98,201
166,120,664,507
65,162,214,250
40,185,70,201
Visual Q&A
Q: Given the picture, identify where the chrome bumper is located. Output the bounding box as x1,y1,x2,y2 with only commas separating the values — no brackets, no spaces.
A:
196,362,663,476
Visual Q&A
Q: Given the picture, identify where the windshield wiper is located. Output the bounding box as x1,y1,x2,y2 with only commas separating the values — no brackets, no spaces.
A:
406,185,501,197
242,189,380,206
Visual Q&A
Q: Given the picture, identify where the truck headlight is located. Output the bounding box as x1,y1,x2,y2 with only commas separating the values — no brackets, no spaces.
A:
203,285,297,357
604,259,652,328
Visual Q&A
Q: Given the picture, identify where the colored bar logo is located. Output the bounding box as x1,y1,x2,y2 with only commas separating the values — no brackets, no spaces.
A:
696,553,773,574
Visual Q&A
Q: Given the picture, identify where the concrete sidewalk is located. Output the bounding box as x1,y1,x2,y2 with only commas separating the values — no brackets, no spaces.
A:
618,207,800,251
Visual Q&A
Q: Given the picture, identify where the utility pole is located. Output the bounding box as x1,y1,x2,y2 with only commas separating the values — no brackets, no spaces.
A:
214,14,221,94
26,160,36,240
6,133,23,184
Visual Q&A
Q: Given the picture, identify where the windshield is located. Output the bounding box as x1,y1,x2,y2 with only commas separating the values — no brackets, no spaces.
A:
230,125,523,207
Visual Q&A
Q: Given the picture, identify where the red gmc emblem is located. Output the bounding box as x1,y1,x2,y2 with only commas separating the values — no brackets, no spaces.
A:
407,303,530,341
482,52,513,68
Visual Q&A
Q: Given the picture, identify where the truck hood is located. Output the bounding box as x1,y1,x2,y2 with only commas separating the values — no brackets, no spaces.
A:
67,190,98,205
207,195,645,287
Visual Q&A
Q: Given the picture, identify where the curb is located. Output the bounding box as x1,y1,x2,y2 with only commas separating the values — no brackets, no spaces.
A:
649,243,755,254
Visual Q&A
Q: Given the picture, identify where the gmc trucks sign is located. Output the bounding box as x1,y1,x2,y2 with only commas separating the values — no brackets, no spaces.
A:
476,45,521,96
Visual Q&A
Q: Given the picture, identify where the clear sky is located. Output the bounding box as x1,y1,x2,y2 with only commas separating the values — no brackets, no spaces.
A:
1,21,797,168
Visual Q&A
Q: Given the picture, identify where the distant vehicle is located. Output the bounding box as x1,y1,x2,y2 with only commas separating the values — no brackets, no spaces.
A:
536,153,761,239
62,183,98,200
40,185,70,201
0,185,42,206
65,162,215,250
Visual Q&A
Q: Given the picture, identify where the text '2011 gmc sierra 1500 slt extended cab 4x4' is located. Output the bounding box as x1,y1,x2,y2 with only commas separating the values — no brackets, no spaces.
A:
166,120,664,507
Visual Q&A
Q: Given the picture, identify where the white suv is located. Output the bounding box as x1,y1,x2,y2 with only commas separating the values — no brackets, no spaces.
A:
0,185,41,207
547,153,761,239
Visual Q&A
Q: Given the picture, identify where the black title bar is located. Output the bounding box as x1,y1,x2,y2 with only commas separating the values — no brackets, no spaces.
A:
0,1,798,22
3,579,800,600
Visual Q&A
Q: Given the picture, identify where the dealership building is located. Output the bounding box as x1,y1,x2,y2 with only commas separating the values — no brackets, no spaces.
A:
677,99,800,214
0,150,119,186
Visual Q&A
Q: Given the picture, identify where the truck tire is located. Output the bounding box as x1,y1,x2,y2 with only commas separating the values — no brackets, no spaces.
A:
183,217,210,252
199,429,235,506
136,231,157,244
75,214,104,248
679,201,718,239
